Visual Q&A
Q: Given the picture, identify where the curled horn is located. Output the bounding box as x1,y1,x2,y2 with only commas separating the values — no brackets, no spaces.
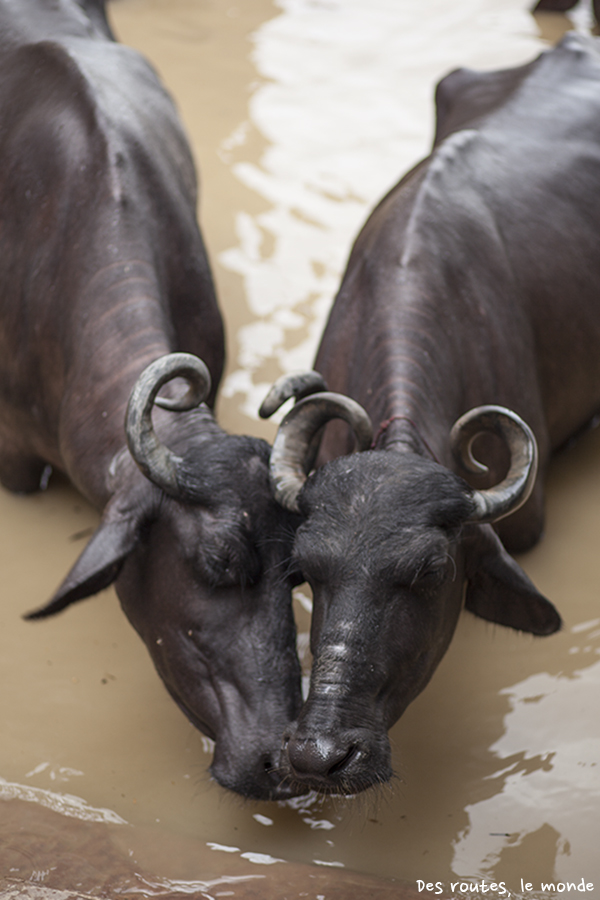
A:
270,393,373,512
259,371,328,419
450,405,538,523
126,352,211,496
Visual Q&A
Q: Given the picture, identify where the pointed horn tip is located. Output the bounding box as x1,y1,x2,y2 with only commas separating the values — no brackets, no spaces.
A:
259,394,279,419
23,605,53,621
259,371,330,419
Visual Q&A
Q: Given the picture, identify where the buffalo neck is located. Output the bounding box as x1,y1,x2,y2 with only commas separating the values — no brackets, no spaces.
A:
314,142,544,472
26,254,221,510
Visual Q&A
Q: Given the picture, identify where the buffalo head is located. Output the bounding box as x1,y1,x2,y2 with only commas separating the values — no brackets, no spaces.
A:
261,377,561,795
26,354,305,800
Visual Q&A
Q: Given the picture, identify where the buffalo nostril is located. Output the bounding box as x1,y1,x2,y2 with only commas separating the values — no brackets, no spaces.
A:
326,743,358,776
287,735,360,780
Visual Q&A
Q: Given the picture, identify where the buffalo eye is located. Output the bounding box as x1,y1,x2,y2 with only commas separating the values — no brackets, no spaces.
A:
195,538,261,589
411,556,451,590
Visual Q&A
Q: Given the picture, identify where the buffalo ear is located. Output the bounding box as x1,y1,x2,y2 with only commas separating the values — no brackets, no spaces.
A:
24,505,141,620
463,524,561,635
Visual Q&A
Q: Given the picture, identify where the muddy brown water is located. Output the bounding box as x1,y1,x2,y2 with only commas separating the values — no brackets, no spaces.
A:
1,1,599,896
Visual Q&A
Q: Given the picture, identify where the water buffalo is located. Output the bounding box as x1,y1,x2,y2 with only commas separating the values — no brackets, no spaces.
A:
0,0,303,799
261,34,600,795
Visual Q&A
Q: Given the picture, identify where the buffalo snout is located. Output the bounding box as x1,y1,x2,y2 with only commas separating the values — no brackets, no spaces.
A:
210,732,307,801
282,721,392,795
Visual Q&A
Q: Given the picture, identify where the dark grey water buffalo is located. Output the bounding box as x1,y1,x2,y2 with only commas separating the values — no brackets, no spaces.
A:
261,34,600,795
0,0,303,800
